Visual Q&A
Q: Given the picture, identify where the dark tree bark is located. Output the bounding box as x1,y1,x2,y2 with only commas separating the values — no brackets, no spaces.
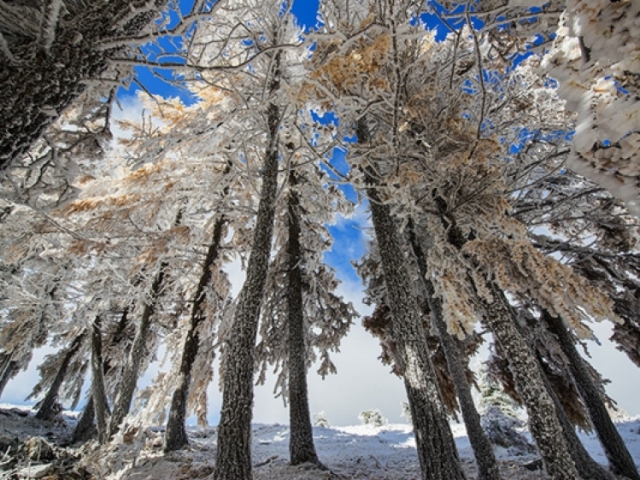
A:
544,310,640,480
214,54,282,479
90,315,110,444
72,307,131,444
72,394,97,443
363,170,466,480
0,354,16,399
109,205,184,437
534,351,616,480
36,331,87,420
432,193,577,478
109,263,168,437
479,288,577,479
286,172,321,467
163,214,225,451
0,0,166,169
406,221,500,480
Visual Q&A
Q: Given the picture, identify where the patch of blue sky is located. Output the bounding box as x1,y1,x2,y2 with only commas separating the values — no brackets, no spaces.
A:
291,0,320,31
324,204,371,285
323,147,358,203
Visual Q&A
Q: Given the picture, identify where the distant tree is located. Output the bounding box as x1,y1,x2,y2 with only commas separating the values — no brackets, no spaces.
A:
358,409,387,427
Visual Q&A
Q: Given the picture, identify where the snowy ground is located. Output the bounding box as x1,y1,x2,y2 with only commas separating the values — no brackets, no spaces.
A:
1,404,639,479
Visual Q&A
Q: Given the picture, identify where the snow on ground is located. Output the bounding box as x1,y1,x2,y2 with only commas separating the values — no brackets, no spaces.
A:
1,404,639,479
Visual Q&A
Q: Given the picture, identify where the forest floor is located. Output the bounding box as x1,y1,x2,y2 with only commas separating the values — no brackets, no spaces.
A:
1,404,639,479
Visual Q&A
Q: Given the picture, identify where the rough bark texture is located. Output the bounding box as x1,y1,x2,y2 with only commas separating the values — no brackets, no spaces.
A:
214,71,281,478
164,216,225,452
432,195,577,479
365,175,466,480
406,222,500,480
72,394,96,443
109,264,167,437
90,315,110,445
544,311,640,480
535,351,616,480
286,172,321,466
0,0,166,169
0,355,16,399
480,289,578,479
35,331,86,420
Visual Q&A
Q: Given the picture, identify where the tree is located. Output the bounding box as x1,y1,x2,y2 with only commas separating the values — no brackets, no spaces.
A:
498,65,640,479
34,328,87,420
543,310,640,480
431,0,640,213
487,308,616,480
164,203,227,451
207,1,306,476
0,0,216,170
255,162,356,466
406,220,500,480
90,313,110,444
363,161,467,479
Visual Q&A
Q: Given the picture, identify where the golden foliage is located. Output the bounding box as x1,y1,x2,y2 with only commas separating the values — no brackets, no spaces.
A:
310,34,391,95
125,161,166,186
62,194,142,214
462,238,621,337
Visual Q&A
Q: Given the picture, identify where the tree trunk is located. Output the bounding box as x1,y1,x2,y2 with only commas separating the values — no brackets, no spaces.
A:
72,394,97,443
164,215,225,451
364,174,466,480
109,263,168,437
479,287,577,479
534,351,616,480
432,194,577,479
0,1,165,169
90,315,110,444
36,331,87,420
544,310,640,480
286,172,321,467
406,221,500,480
214,62,281,478
0,354,16,399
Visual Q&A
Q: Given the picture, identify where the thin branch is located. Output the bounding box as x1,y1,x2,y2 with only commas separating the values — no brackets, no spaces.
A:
465,6,486,140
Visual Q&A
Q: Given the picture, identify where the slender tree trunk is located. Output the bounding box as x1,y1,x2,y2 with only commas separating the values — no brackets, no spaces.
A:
534,350,616,480
109,263,168,437
286,172,321,467
72,307,131,443
478,287,577,479
544,310,640,480
90,315,110,444
406,221,500,480
363,172,466,480
214,56,282,478
164,215,226,451
72,394,96,443
432,193,577,478
36,331,87,420
0,354,16,399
